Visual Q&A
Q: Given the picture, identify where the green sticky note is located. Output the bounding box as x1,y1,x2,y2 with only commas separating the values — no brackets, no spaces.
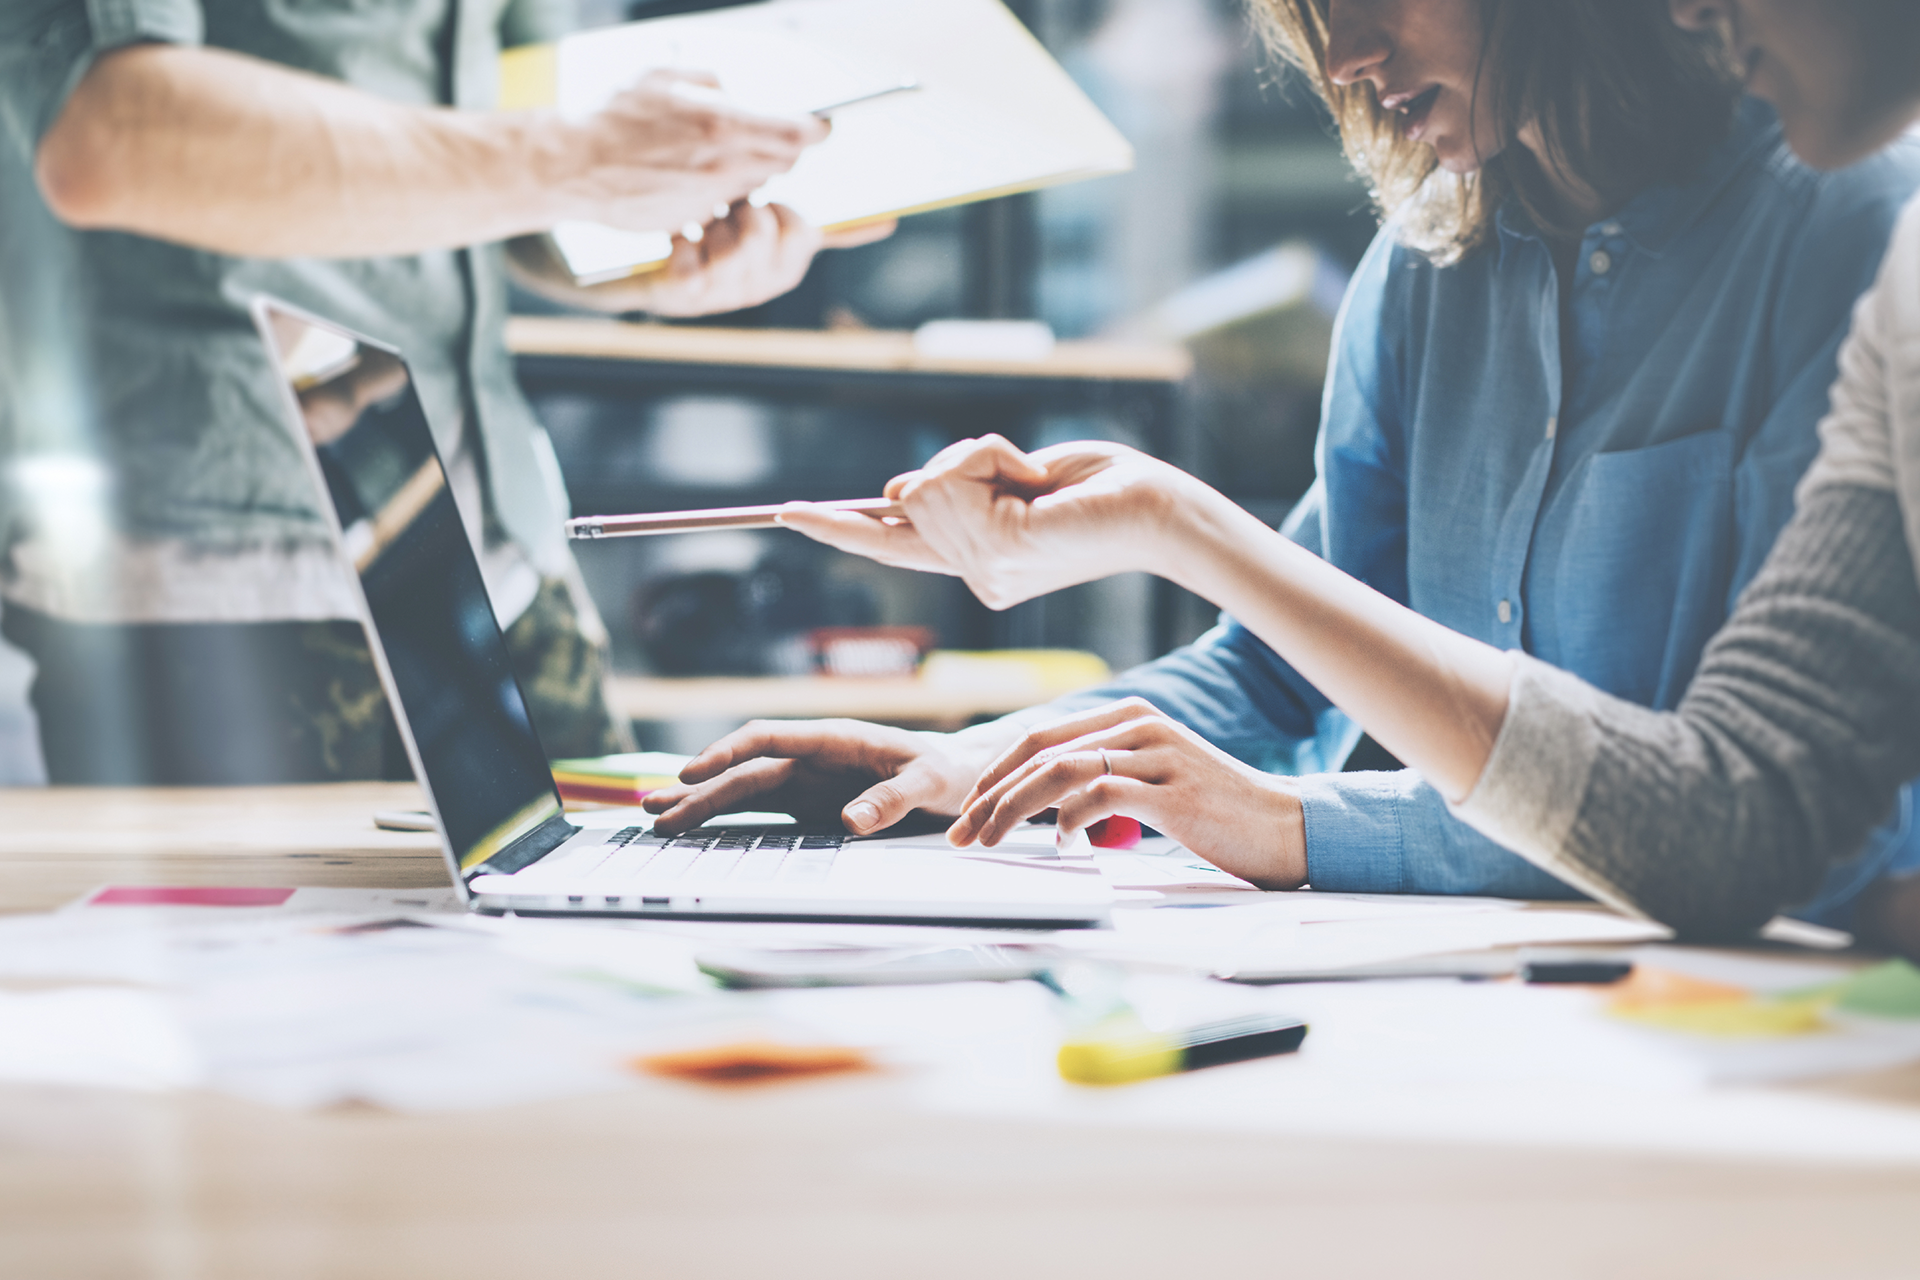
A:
1834,959,1920,1019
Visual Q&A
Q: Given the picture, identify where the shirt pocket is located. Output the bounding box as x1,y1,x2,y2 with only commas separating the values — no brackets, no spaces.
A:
1539,428,1736,709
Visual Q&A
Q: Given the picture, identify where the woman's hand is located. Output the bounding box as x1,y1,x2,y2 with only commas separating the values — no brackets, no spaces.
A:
641,717,1011,836
776,434,1213,609
946,699,1309,890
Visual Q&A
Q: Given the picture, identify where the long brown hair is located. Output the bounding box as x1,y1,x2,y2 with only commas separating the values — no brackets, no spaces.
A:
1254,0,1740,263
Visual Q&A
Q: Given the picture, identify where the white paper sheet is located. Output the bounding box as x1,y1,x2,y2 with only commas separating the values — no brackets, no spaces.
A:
1041,894,1602,975
889,973,1920,1167
0,988,202,1093
7,891,1920,1168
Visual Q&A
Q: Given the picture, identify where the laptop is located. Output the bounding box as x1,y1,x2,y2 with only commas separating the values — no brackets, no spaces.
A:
252,297,1111,928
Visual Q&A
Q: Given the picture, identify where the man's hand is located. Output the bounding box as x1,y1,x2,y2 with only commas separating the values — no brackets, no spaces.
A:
511,203,895,318
946,698,1309,889
776,434,1206,610
556,71,828,237
641,718,1010,836
36,47,831,261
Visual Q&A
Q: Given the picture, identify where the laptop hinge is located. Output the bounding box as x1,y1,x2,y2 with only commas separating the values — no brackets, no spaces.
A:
469,811,579,879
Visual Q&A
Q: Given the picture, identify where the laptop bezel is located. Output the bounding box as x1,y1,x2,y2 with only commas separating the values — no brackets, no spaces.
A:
249,295,576,907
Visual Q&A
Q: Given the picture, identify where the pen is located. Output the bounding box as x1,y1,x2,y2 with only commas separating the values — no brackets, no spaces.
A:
567,496,905,539
1057,1012,1308,1086
665,80,918,122
811,80,921,117
1520,957,1634,985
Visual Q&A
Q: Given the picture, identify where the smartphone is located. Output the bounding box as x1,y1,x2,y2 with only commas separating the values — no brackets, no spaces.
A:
697,943,1053,989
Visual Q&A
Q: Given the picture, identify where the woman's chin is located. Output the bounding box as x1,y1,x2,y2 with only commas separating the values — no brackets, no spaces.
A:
1431,147,1482,177
1781,107,1916,173
1779,116,1867,172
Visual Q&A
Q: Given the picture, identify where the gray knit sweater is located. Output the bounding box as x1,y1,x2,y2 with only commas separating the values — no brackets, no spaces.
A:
1459,486,1920,938
1455,197,1920,940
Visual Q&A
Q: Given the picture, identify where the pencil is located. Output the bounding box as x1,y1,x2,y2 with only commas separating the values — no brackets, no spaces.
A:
566,496,906,539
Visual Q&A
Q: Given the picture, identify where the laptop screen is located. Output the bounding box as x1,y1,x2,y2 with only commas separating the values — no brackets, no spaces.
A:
256,302,565,877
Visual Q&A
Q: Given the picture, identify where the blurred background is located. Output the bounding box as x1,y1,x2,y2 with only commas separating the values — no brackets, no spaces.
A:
0,0,1379,778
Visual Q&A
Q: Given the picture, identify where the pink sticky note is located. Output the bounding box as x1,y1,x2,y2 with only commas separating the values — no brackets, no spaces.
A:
1087,816,1142,849
88,886,297,908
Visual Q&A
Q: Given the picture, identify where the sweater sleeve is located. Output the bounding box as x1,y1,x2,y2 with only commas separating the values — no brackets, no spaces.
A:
1454,482,1920,939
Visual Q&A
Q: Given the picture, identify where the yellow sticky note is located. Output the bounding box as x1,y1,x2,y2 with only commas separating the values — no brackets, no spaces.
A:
1609,995,1829,1038
1605,966,1828,1039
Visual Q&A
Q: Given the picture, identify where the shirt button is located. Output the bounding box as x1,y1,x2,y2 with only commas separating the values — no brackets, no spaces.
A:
1590,250,1613,276
1545,416,1558,440
1497,600,1513,625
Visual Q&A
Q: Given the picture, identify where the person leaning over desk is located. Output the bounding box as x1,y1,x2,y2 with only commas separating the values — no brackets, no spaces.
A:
645,0,1920,931
764,0,1920,955
0,0,888,785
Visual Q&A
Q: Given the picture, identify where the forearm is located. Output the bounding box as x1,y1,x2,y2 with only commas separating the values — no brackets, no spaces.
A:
37,44,577,257
1152,480,1514,803
787,442,1510,796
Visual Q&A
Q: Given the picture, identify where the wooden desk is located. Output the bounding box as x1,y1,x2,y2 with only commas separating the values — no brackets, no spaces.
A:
0,784,444,916
4,785,1919,1280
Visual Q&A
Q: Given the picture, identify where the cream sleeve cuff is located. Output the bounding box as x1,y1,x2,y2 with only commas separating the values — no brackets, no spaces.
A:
1446,654,1644,916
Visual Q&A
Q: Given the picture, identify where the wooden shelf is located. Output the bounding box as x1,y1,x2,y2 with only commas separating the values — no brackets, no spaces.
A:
606,672,1103,725
507,317,1191,384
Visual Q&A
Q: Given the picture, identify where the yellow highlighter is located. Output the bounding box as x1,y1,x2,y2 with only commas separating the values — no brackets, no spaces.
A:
1058,1013,1308,1086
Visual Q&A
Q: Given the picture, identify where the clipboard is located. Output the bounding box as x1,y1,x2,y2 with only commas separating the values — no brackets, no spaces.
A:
500,0,1134,284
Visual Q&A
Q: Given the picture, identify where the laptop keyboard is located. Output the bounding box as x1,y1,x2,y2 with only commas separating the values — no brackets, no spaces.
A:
548,826,845,886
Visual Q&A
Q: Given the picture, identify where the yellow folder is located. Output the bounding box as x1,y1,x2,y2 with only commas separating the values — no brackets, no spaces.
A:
500,0,1134,284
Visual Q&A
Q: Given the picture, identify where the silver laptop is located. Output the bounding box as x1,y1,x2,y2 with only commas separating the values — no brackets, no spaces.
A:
252,297,1110,928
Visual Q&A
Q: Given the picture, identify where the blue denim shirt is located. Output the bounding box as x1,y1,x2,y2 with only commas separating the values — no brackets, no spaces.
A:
1047,101,1920,912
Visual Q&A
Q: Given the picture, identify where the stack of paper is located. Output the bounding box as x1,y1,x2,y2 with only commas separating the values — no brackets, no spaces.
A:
549,751,688,806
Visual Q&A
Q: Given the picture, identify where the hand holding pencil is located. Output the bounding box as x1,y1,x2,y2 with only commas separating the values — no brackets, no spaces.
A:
568,434,1182,612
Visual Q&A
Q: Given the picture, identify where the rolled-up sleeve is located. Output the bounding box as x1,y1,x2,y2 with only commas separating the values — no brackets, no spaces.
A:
1301,769,1587,898
500,0,574,49
0,0,203,158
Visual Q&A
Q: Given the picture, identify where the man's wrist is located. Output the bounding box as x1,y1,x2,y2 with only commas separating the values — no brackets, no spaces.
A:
503,110,599,229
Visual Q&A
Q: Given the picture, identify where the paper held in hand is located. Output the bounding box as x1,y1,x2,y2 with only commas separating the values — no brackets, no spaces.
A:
499,0,1135,284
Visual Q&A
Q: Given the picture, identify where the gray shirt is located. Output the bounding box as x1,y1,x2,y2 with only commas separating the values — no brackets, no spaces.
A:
1454,196,1920,938
0,0,574,621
